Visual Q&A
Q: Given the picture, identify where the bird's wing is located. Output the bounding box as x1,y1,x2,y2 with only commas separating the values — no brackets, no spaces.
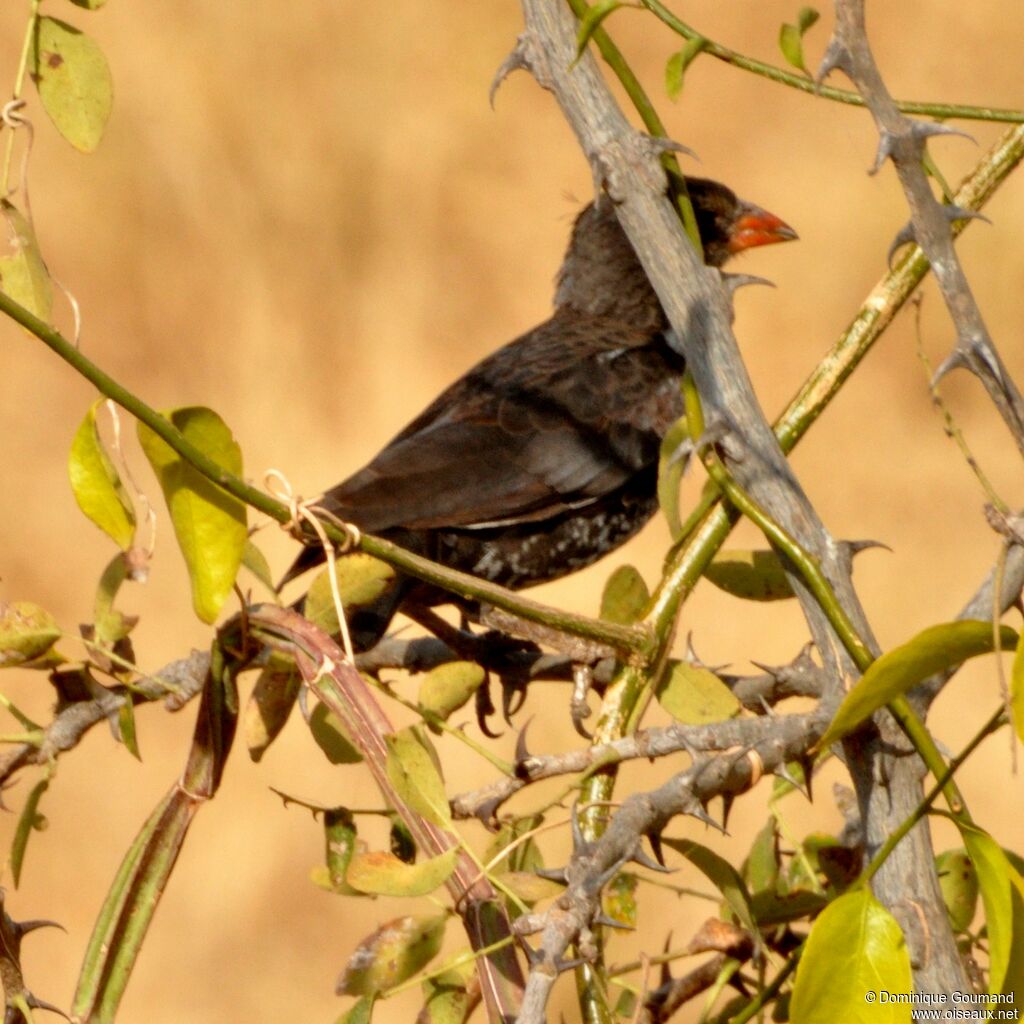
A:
317,313,683,533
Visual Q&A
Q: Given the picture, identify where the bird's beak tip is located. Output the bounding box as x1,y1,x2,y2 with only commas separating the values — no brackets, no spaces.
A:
728,204,798,253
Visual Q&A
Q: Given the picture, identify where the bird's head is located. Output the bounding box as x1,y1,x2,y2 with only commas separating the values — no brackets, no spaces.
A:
554,179,795,324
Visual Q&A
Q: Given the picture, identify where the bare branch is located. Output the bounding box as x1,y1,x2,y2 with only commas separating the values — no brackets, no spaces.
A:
451,707,824,823
821,0,1024,453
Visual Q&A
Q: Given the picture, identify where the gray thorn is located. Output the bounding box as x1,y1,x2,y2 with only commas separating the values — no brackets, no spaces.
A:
814,39,851,85
721,272,775,294
931,349,969,387
593,912,634,931
912,120,976,146
489,41,528,108
630,844,675,875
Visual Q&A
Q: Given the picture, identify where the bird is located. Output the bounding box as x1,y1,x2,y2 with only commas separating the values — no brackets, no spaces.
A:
281,179,796,648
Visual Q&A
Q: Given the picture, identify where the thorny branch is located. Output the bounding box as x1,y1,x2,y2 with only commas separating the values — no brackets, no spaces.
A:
452,705,823,824
512,708,832,1024
820,0,1024,455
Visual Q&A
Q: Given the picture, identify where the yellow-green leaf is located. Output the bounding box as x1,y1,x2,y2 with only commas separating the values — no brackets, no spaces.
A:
665,36,706,101
778,8,819,76
418,661,486,720
137,407,247,624
657,416,689,540
600,564,649,625
0,200,53,322
337,914,446,996
790,888,911,1023
385,726,451,830
241,540,276,594
492,871,564,904
655,661,741,724
305,554,395,634
346,848,457,898
69,400,136,549
337,994,375,1024
32,17,113,153
10,778,48,887
959,824,1015,996
68,0,109,9
0,601,61,667
245,664,301,762
935,848,978,934
663,836,759,939
601,871,638,928
704,549,795,601
819,621,1018,749
420,964,474,1024
309,702,363,764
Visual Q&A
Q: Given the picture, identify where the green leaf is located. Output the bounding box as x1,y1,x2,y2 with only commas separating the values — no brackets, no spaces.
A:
385,726,451,830
750,887,826,926
336,914,446,996
601,871,638,928
778,8,819,76
418,661,486,721
32,17,113,152
600,565,649,625
304,554,395,634
241,540,276,594
574,0,623,60
68,400,136,549
704,549,795,601
68,0,109,9
336,994,376,1024
935,848,978,934
420,964,474,1024
743,820,779,895
0,601,61,667
117,699,141,760
790,888,911,1022
346,848,457,898
819,620,1018,749
137,407,247,624
0,200,53,322
493,871,564,904
662,836,759,938
311,808,361,896
92,553,136,651
309,701,363,764
665,36,706,101
10,778,48,887
655,660,741,724
485,816,544,875
245,664,301,762
798,5,821,32
1011,628,1024,743
657,416,689,539
959,824,1015,995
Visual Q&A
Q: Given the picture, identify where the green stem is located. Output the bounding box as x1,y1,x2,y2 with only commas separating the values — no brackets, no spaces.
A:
640,0,1024,124
859,706,1004,886
715,950,799,1024
2,287,648,655
383,932,516,999
2,0,40,195
682,375,969,815
566,0,702,256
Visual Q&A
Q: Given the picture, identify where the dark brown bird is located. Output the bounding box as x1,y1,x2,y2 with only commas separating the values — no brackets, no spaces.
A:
282,179,795,645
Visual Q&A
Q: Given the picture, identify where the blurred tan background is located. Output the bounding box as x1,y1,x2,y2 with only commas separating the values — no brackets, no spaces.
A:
1,2,1023,1021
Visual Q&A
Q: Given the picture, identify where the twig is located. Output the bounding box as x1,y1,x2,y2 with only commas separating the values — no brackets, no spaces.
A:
819,0,1024,454
451,708,823,822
